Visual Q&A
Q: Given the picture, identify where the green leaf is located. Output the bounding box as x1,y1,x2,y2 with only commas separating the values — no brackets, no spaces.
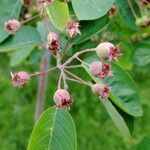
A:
71,15,109,45
0,0,22,42
27,107,77,150
110,100,134,134
36,21,48,42
46,0,69,31
101,99,131,139
36,21,59,42
0,26,41,52
83,56,143,117
104,62,143,117
132,40,150,66
115,0,141,30
10,45,34,67
71,0,114,20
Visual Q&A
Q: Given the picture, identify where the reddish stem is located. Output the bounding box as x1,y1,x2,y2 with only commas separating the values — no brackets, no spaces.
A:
64,69,92,87
30,67,57,77
21,14,41,24
63,48,95,67
34,52,50,122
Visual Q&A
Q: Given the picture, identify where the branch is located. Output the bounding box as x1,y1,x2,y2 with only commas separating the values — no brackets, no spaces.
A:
21,14,41,24
34,52,50,122
58,72,63,89
64,69,92,87
30,67,57,77
65,65,82,69
76,56,90,67
65,76,85,85
63,48,95,67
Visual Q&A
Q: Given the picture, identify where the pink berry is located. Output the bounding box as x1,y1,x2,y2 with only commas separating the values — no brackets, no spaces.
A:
11,71,30,88
66,19,81,38
92,83,111,99
96,42,122,61
53,89,72,108
4,19,21,34
89,61,112,79
46,32,60,54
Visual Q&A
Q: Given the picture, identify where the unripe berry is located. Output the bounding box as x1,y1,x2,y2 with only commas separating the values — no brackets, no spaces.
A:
46,32,60,54
4,19,21,34
11,71,30,88
96,42,122,61
89,61,112,79
92,83,110,99
21,0,32,6
66,19,81,38
53,89,72,108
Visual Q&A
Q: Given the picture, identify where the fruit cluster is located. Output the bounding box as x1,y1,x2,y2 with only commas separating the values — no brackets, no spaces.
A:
5,0,122,109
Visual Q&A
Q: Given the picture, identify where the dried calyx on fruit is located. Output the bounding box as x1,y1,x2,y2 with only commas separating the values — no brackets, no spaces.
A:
89,61,112,79
4,19,21,34
46,32,61,54
109,4,116,16
66,19,81,38
21,0,32,6
38,0,55,4
46,0,55,3
11,71,30,88
92,83,111,99
141,0,150,5
59,0,69,2
96,42,122,61
53,89,72,108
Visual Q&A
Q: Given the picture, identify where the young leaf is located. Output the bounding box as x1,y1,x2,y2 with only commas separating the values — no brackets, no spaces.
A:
0,26,41,52
0,0,22,43
27,107,77,150
46,0,69,31
101,99,131,139
71,15,110,45
83,56,143,117
71,0,114,20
